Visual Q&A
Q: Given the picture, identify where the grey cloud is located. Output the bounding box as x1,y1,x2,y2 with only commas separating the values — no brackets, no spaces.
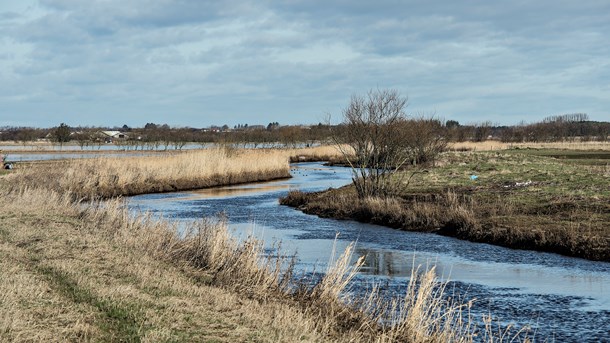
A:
1,0,609,127
0,11,21,21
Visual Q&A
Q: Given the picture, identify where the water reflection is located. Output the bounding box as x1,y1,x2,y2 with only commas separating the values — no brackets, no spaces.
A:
357,247,414,277
183,184,289,200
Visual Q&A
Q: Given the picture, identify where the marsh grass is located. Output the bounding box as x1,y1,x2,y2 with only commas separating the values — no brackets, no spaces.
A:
450,140,610,151
0,146,539,341
6,148,291,199
282,150,610,261
288,144,349,163
5,146,347,200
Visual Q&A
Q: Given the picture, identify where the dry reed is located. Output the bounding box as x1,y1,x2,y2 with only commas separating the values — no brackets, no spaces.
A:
450,140,610,151
6,146,349,199
8,148,291,199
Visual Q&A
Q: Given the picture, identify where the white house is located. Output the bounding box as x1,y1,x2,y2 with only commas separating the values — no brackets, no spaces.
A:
100,131,128,139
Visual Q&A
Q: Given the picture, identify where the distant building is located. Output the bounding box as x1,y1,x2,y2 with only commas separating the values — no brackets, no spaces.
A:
100,131,128,142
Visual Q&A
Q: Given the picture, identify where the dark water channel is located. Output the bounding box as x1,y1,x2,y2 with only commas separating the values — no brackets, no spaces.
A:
127,162,610,342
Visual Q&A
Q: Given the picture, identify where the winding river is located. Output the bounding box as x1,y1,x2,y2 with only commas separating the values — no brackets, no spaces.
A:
127,162,610,342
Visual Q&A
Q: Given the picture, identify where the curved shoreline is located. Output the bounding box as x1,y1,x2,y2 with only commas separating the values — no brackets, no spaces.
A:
280,188,610,262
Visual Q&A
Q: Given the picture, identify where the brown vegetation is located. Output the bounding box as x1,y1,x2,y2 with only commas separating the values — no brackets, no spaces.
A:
449,140,610,152
5,148,293,199
5,146,347,201
281,150,610,261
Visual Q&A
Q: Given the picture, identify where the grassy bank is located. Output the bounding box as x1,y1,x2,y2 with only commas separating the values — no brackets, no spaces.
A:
281,149,610,261
449,140,610,151
4,146,345,200
0,185,503,342
6,148,290,199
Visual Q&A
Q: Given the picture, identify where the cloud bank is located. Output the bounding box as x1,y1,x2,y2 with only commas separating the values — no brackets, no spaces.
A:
1,0,609,127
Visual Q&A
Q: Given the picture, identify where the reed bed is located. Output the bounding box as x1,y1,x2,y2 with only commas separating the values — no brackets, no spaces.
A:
287,144,347,162
5,146,349,199
7,148,291,199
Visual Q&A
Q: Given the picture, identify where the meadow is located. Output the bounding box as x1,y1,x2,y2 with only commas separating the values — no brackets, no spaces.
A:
4,142,605,341
282,145,610,261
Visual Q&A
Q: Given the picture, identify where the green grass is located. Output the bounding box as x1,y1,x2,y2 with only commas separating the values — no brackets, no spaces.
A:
34,264,145,342
282,149,610,261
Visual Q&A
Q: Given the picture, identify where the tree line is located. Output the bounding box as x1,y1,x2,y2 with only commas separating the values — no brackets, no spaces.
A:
0,122,333,149
1,114,608,149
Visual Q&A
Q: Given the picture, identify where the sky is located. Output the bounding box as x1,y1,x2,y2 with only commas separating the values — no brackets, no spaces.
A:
1,0,609,128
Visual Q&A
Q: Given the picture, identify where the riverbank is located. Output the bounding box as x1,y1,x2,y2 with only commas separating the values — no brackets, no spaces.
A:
281,149,610,262
3,146,344,200
1,184,492,342
0,187,316,341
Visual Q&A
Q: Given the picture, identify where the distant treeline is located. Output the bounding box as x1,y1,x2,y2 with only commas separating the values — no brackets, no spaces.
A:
1,115,608,148
0,122,333,149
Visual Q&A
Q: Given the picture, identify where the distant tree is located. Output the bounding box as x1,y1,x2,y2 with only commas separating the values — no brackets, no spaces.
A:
473,121,492,142
15,128,37,147
446,120,460,129
267,122,280,130
73,130,94,150
54,123,71,148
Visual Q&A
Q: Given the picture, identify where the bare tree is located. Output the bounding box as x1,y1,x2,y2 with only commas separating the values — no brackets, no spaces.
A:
403,116,447,165
333,89,413,198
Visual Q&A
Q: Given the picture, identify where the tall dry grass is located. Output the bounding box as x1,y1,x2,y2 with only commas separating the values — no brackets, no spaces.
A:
450,140,610,151
6,145,348,199
8,148,291,199
93,197,479,341
287,144,348,162
281,189,478,234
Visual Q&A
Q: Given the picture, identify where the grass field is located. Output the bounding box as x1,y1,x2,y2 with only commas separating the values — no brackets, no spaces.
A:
282,148,610,261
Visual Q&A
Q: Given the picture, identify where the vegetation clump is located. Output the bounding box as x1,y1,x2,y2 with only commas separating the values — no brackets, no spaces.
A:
6,148,291,200
332,89,446,198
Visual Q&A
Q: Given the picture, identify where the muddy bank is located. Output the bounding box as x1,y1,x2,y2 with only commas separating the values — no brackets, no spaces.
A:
280,187,610,262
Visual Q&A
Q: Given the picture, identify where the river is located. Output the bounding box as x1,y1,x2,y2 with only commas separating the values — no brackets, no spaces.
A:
127,162,610,342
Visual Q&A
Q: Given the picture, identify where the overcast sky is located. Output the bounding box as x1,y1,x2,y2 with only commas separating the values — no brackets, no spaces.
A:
1,1,609,128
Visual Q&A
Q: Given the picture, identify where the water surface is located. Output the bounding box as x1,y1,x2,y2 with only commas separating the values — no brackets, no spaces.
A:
128,162,610,341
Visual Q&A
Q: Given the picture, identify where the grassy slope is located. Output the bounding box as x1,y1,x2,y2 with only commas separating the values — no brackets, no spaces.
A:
282,150,610,261
0,192,319,342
